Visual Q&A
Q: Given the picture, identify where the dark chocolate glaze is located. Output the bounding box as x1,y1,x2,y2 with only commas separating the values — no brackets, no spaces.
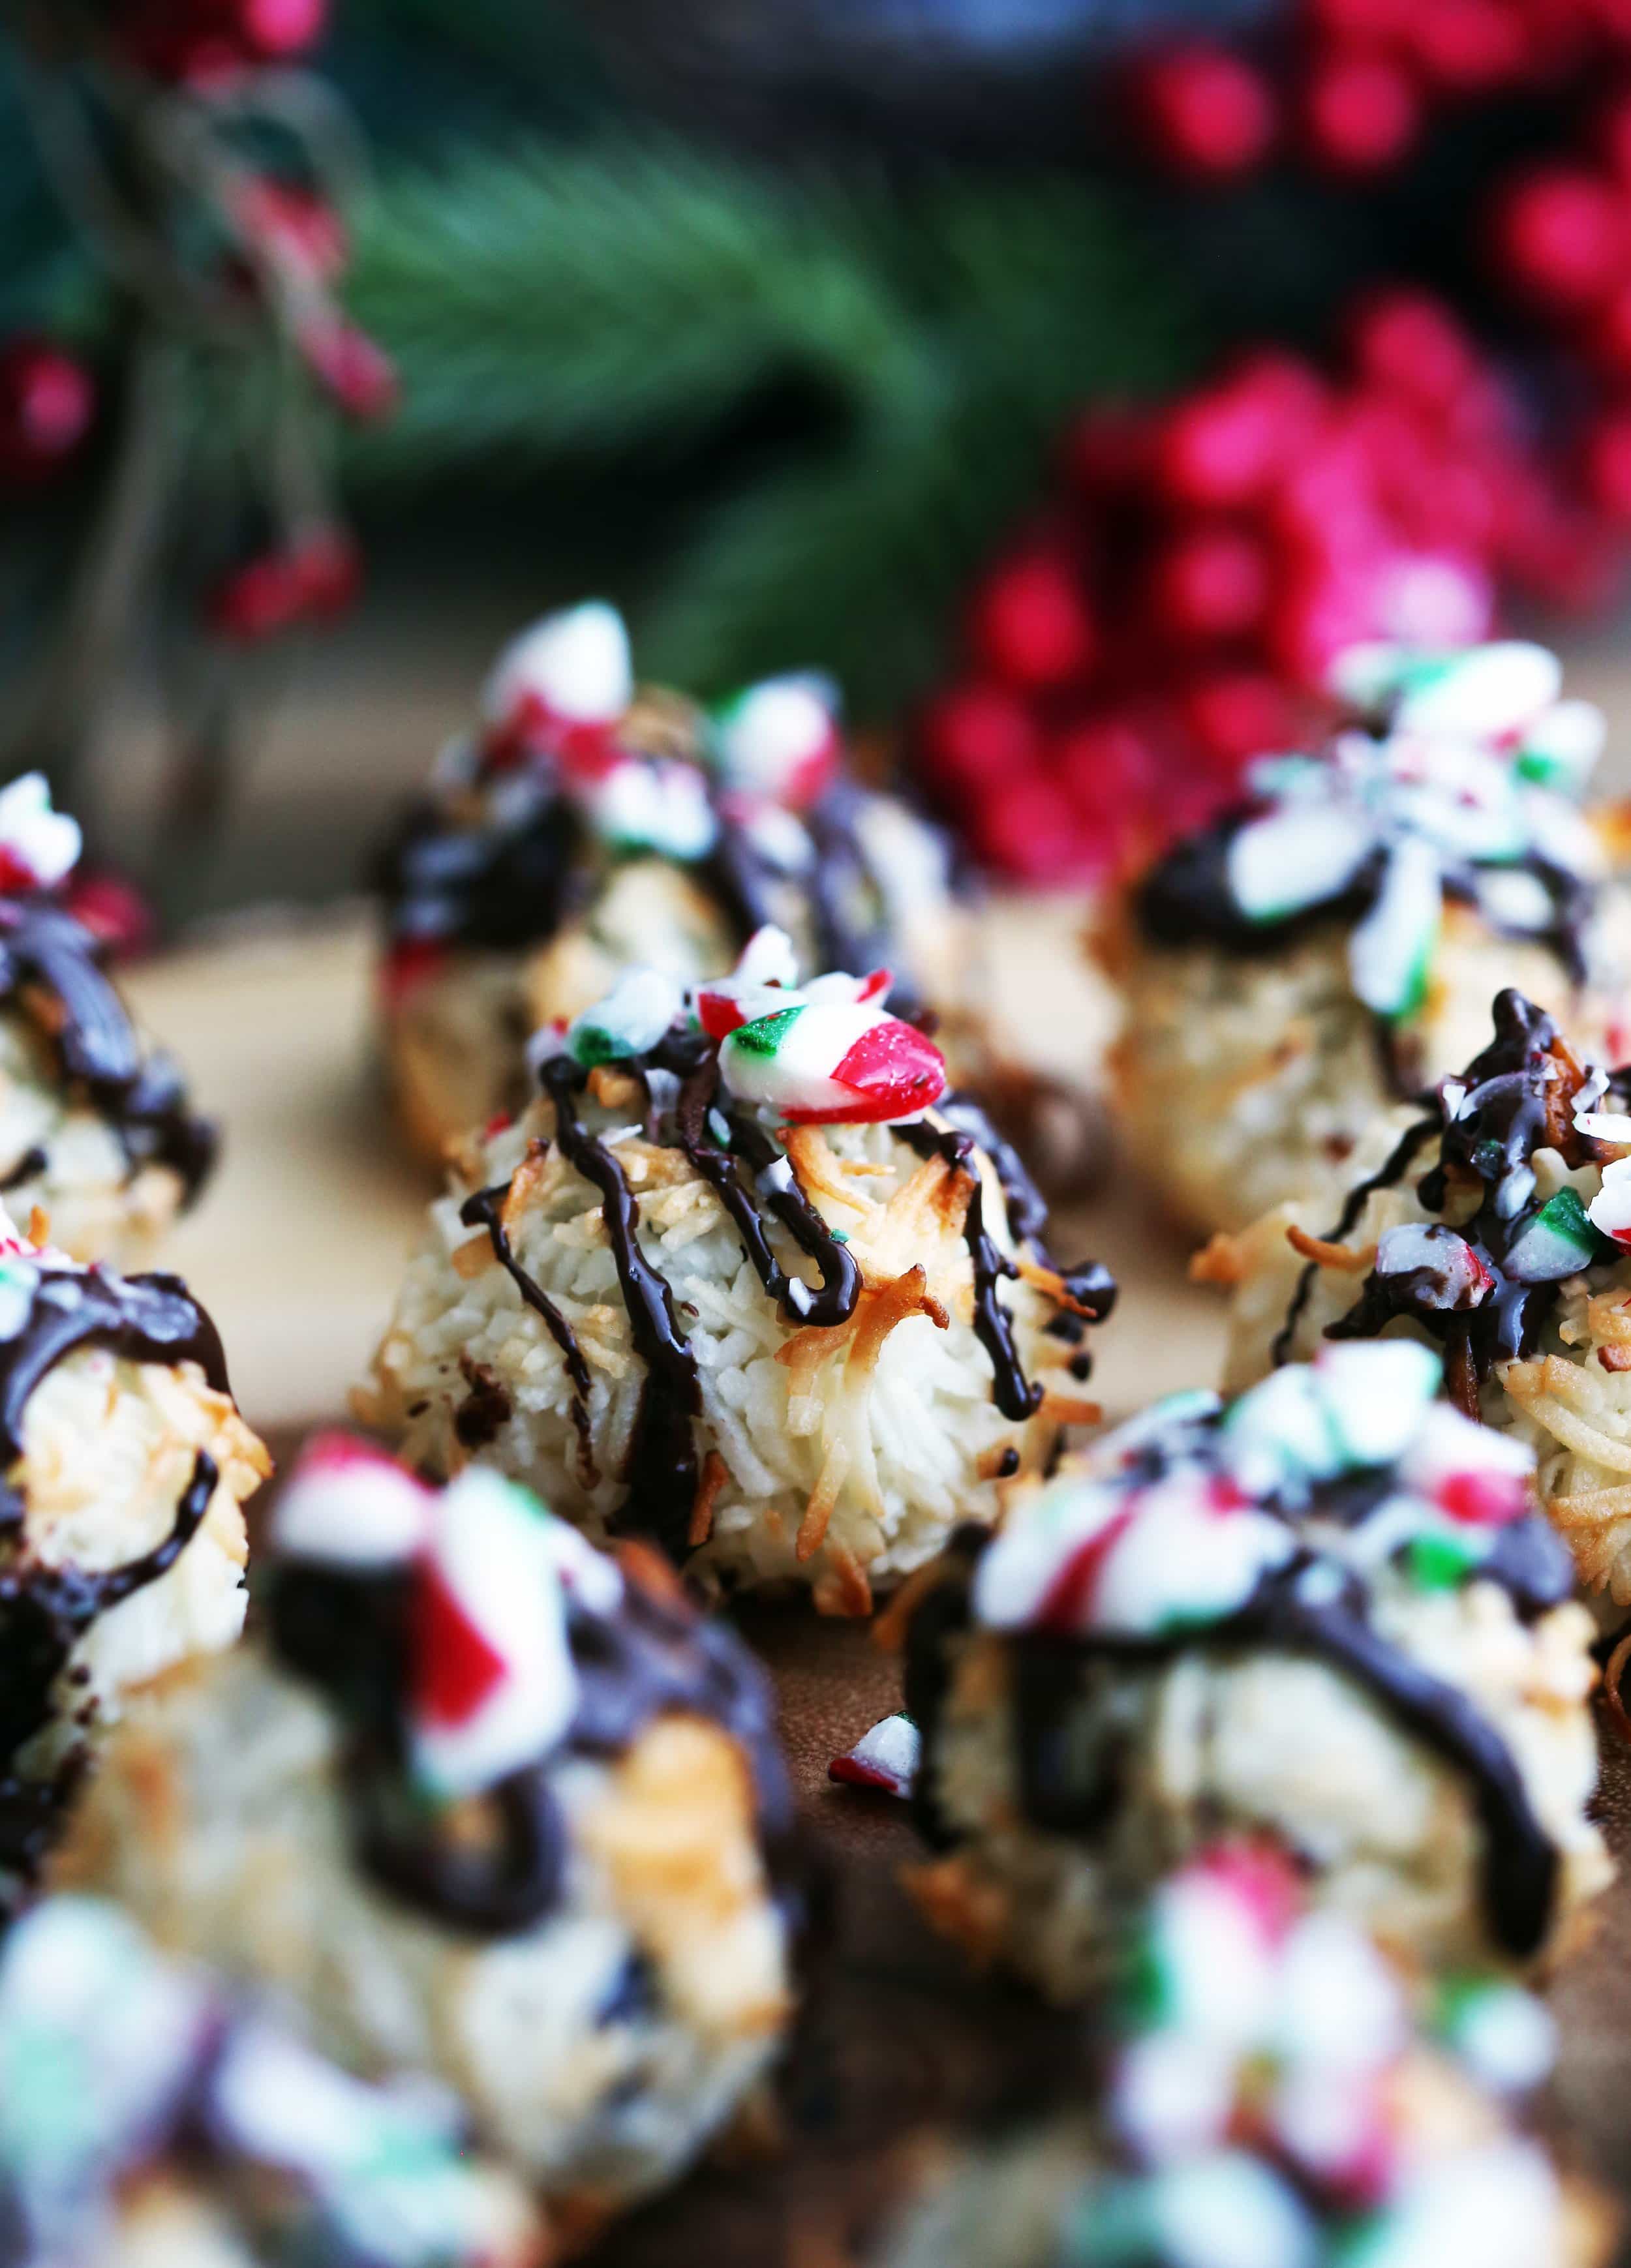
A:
908,1463,1570,1961
901,1121,1041,1422
1135,796,1596,988
0,1449,219,1885
268,1539,799,1941
378,733,944,1024
1275,990,1615,1405
0,900,214,1201
540,1054,703,1562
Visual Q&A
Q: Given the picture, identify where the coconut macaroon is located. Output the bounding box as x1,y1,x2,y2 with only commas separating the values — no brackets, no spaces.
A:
55,1436,801,2222
361,935,1113,1613
1210,987,1631,1614
894,1341,1607,1999
0,774,213,1265
378,599,980,1166
884,1841,1607,2268
1101,639,1631,1235
0,1205,266,1897
0,1894,547,2268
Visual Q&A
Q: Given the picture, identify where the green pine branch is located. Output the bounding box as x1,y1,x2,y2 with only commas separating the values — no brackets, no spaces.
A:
343,136,1202,714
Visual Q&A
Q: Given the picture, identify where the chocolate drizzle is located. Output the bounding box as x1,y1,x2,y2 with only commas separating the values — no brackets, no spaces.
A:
458,1181,595,1480
268,1543,800,1940
540,1055,704,1560
0,900,214,1200
0,1447,219,1884
909,1445,1574,1960
1273,990,1612,1405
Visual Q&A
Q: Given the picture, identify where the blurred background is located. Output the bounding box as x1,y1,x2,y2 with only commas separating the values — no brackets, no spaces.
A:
9,0,1631,928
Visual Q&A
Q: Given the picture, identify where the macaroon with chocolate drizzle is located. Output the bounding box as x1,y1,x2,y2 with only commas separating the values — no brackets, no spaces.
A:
1099,639,1631,1237
0,1894,548,2268
0,774,213,1264
1206,988,1631,1622
52,1436,802,2216
376,599,986,1168
894,1341,1609,1998
361,933,1112,1614
0,1205,267,1901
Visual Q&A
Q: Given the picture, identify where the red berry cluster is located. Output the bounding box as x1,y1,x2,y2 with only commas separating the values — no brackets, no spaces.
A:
0,339,95,487
209,526,359,643
1137,1,1631,181
112,0,328,84
917,294,1584,883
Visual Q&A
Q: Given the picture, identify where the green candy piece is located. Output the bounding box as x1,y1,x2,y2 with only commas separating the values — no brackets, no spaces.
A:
731,1005,803,1057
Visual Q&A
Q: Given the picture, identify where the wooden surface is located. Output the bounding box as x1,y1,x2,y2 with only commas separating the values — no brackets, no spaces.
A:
123,905,1631,2261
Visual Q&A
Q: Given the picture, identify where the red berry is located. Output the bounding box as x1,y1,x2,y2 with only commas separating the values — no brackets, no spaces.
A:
209,551,305,641
1301,54,1422,175
968,776,1095,885
1158,381,1288,509
1137,46,1278,179
242,0,326,54
967,551,1097,689
1345,288,1480,414
290,526,361,618
1493,166,1627,309
0,339,95,485
1584,405,1631,518
296,316,397,421
1150,525,1270,642
1052,717,1159,813
1181,672,1300,770
1403,0,1527,89
919,682,1043,792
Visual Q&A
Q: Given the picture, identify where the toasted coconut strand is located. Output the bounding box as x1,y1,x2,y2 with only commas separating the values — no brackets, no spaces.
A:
689,1451,729,1550
871,1559,943,1654
797,1439,851,1562
1587,1292,1631,1347
614,1537,692,1609
1188,1232,1246,1287
451,1234,496,1280
1039,1393,1102,1425
812,1545,873,1618
1011,1256,1099,1320
1602,1630,1631,1746
1538,1485,1631,1588
1286,1224,1377,1272
1502,1358,1631,1475
498,1140,555,1235
1600,1347,1631,1374
587,1065,643,1111
26,1207,48,1247
780,1126,884,1215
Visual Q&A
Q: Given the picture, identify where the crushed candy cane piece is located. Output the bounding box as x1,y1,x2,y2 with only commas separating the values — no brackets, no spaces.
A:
720,995,945,1125
1589,1157,1631,1248
0,774,80,895
712,673,842,811
482,599,632,733
411,1466,620,1800
568,965,686,1066
828,1712,919,1798
1349,834,1440,1021
272,1432,431,1566
1373,1222,1494,1310
1574,1107,1631,1147
1227,803,1373,922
